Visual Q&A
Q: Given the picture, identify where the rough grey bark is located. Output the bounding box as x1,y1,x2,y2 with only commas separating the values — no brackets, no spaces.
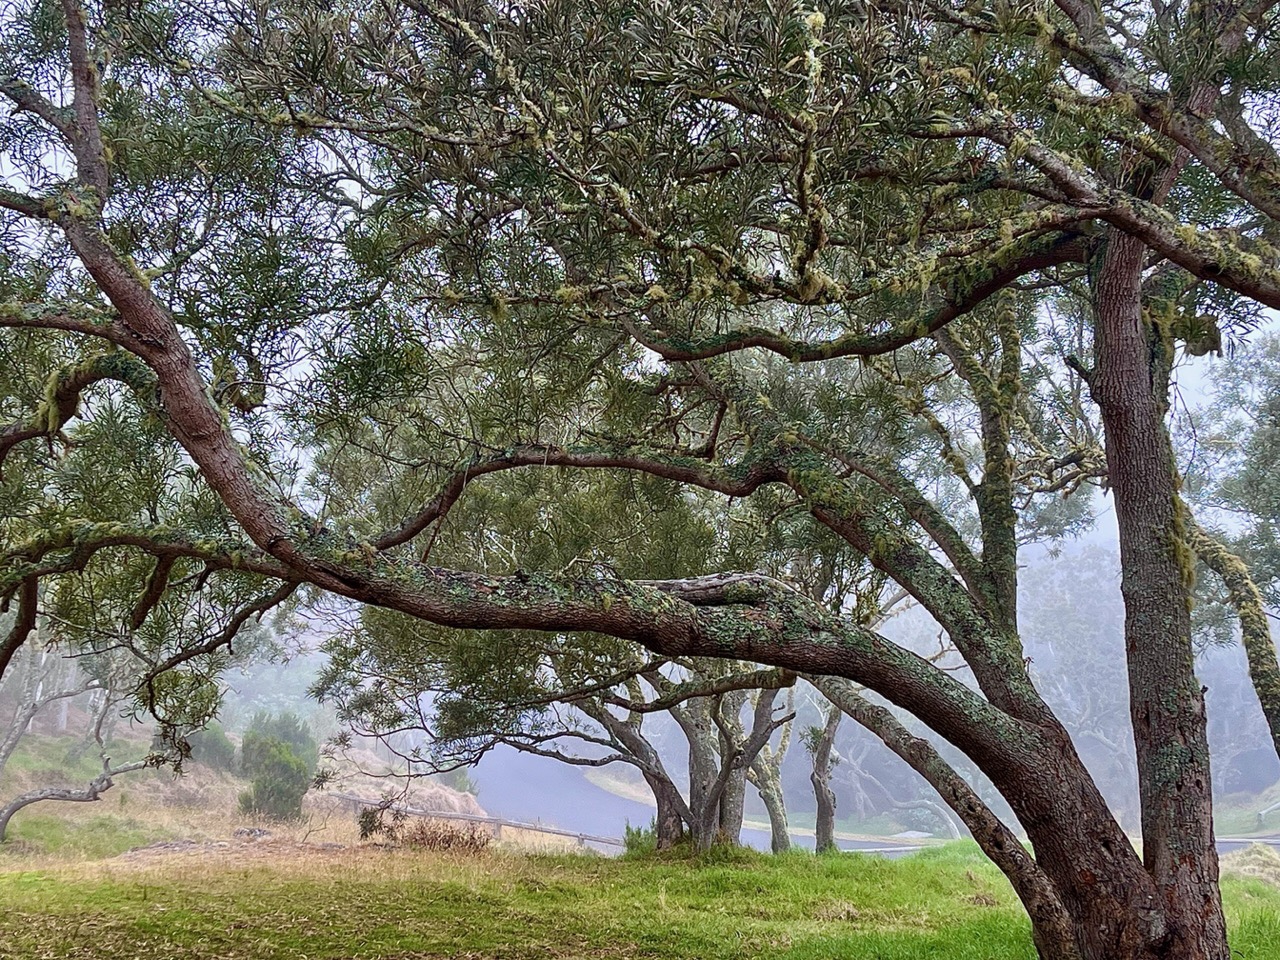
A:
808,700,842,855
1091,231,1226,960
748,687,793,854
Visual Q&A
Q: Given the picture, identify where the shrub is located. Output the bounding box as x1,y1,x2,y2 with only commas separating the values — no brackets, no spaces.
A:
238,732,310,821
187,723,236,771
622,818,658,858
436,766,479,796
356,804,490,854
399,818,492,854
244,712,318,776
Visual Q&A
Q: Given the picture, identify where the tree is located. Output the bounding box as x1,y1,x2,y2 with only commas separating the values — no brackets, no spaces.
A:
0,601,173,842
238,732,310,821
804,698,842,854
3,2,1280,958
1185,333,1280,761
320,611,796,851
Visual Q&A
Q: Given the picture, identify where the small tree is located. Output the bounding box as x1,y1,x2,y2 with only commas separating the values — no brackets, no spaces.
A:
237,714,317,821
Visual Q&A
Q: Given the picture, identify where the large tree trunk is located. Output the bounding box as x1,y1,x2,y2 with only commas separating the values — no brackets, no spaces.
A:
644,771,686,850
672,697,722,851
717,766,746,844
714,690,750,846
1088,232,1227,959
809,675,1197,960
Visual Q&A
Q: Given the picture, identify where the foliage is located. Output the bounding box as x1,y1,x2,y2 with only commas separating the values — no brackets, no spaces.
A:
184,722,236,773
3,0,1280,953
237,730,310,822
434,766,478,797
622,818,660,858
242,712,318,777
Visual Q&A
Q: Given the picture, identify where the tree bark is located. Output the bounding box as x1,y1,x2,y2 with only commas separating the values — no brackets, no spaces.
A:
645,772,687,849
748,688,793,853
0,758,145,842
756,777,791,854
809,701,841,854
1188,522,1280,763
1090,232,1227,960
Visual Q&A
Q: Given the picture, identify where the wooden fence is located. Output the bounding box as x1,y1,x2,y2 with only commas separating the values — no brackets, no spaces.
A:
331,792,625,850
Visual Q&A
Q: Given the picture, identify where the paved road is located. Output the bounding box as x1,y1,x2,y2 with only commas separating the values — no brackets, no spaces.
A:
474,747,930,857
472,748,1280,859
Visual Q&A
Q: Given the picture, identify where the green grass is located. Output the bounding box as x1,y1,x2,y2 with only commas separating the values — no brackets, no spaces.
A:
0,812,175,861
1215,783,1280,837
1,842,1278,959
0,735,116,785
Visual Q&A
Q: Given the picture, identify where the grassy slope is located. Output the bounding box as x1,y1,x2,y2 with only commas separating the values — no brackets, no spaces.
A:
2,843,1279,960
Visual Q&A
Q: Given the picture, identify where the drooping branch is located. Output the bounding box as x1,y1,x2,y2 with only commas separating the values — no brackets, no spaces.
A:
0,578,39,680
622,235,1088,363
595,666,795,714
373,444,782,551
0,352,157,475
1187,521,1280,761
0,755,147,842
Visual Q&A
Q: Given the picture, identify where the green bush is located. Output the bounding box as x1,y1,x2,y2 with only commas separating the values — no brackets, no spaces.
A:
622,818,658,858
244,712,318,776
186,723,236,771
238,732,310,821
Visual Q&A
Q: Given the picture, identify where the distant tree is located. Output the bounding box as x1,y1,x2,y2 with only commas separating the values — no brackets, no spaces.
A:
803,699,842,855
238,713,317,821
0,606,168,843
1185,335,1280,762
186,721,236,772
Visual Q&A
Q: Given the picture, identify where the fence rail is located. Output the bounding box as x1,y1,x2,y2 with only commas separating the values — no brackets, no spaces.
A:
331,792,625,848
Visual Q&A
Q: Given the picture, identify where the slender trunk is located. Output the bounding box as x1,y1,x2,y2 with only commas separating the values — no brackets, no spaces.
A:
748,689,793,853
757,778,791,853
809,702,841,854
0,701,39,776
1091,233,1227,960
588,704,691,850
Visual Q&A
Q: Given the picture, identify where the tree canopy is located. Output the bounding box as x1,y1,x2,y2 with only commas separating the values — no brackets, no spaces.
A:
3,2,1280,958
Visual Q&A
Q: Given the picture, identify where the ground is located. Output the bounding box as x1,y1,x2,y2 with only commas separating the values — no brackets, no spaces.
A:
3,835,1280,959
2,736,1279,959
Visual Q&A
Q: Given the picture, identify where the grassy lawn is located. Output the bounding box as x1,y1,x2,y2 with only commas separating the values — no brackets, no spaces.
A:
1,843,1279,960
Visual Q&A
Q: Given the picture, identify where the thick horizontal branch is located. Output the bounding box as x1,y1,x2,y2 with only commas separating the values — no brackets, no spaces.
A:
625,234,1088,362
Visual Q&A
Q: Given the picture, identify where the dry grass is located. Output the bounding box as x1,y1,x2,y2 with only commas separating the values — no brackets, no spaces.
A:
1222,843,1280,887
